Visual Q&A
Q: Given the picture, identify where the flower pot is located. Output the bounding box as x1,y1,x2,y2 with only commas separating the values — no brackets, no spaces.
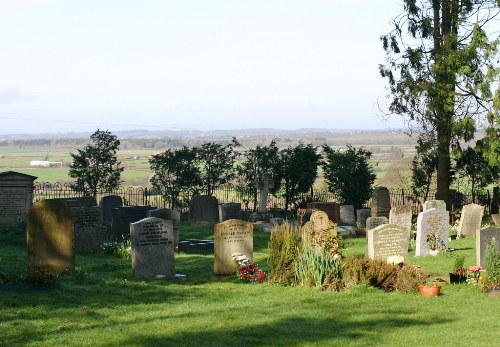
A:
449,273,467,284
418,285,441,297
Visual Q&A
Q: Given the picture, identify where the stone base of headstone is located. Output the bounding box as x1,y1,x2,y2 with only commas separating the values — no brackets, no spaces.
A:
178,239,214,253
190,221,217,228
338,226,356,238
155,274,187,281
210,274,237,281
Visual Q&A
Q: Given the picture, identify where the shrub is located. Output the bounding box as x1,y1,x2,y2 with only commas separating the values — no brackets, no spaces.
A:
364,259,399,292
394,264,428,292
267,222,302,285
483,238,500,290
342,257,366,289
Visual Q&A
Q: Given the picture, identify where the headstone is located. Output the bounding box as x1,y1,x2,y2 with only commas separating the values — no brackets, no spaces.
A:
258,174,273,213
100,195,123,224
131,217,175,278
492,214,500,226
367,224,408,262
0,171,37,224
356,208,371,228
72,206,103,253
189,195,219,226
57,196,97,207
366,216,389,230
371,187,391,218
389,205,413,239
302,211,338,247
220,203,242,221
306,202,341,223
340,205,356,225
214,219,253,275
457,203,484,238
490,187,499,215
415,208,449,256
422,200,446,211
147,208,181,248
111,205,156,241
27,199,74,274
476,226,500,268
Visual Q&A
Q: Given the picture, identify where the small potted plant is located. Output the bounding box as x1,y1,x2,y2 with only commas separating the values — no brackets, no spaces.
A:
418,279,441,297
449,256,467,284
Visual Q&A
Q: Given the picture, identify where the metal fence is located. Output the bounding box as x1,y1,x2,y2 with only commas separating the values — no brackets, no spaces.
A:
33,182,492,215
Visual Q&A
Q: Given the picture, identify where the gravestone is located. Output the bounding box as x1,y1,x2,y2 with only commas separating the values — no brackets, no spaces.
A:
340,205,356,225
422,200,446,211
492,214,500,226
130,217,175,278
101,195,123,224
371,186,391,218
306,202,341,223
189,195,219,226
147,208,181,248
457,203,484,238
27,199,74,274
302,211,338,247
0,171,37,224
367,224,408,262
389,205,413,239
219,203,242,221
111,205,156,241
258,174,273,213
57,196,97,207
415,208,449,256
490,187,499,215
72,206,103,253
366,216,389,230
476,226,500,268
356,208,371,228
214,219,253,275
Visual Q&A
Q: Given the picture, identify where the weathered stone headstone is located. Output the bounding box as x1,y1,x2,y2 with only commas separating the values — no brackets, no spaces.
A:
258,174,273,213
422,200,446,211
415,208,449,256
0,171,37,224
476,226,500,268
101,195,123,224
147,208,181,248
220,203,242,221
56,196,97,207
457,203,484,238
340,205,356,225
214,219,253,275
367,224,408,262
189,195,219,226
131,217,175,278
27,199,74,273
366,216,389,230
302,211,338,247
356,208,371,228
371,186,391,218
72,206,103,253
306,202,341,223
492,214,500,226
389,205,413,239
111,205,156,241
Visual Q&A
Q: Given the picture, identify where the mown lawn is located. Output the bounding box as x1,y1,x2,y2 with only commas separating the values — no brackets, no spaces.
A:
1,224,499,347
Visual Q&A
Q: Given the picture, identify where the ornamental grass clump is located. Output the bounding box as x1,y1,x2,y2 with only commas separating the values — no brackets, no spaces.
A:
482,238,500,291
295,246,342,289
267,222,302,285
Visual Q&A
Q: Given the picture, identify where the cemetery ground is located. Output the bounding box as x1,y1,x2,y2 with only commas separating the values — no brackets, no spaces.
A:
1,223,499,346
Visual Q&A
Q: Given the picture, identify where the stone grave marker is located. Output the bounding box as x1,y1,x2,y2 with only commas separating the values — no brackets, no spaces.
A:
422,200,446,211
457,203,484,238
356,208,371,228
366,216,388,230
72,206,103,253
476,226,500,268
101,195,123,224
111,205,156,241
302,211,338,247
0,171,37,224
56,196,97,207
371,186,391,218
27,199,74,274
389,205,413,239
306,202,341,223
214,219,253,275
340,205,356,225
147,208,181,249
367,224,408,262
189,195,219,226
219,203,242,221
415,208,449,256
131,217,175,278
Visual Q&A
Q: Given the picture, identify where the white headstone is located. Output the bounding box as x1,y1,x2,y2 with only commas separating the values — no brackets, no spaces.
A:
457,203,484,238
416,208,449,256
389,205,413,239
367,224,408,262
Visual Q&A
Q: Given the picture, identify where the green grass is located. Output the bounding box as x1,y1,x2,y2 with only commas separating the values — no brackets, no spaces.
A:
1,223,500,346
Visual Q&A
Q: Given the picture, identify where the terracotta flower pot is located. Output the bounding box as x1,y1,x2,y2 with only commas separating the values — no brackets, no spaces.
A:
418,285,441,297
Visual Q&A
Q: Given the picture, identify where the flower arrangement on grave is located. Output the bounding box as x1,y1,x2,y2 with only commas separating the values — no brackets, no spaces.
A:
232,253,266,283
467,265,482,285
449,255,467,284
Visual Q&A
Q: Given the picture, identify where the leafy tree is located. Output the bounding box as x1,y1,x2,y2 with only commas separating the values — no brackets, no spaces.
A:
380,0,500,208
197,139,240,196
321,145,376,209
236,140,280,210
277,143,321,211
149,146,201,209
69,129,123,197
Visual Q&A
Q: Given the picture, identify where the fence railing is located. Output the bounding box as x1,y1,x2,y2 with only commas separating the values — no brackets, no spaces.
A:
32,182,492,215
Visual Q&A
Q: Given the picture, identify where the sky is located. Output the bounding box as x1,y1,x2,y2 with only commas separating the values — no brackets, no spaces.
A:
0,0,405,135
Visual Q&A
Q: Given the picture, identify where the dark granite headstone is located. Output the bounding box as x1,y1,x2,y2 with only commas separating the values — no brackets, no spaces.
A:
111,205,156,241
100,195,123,224
371,187,391,218
189,195,219,226
306,202,341,223
476,227,500,268
72,206,103,253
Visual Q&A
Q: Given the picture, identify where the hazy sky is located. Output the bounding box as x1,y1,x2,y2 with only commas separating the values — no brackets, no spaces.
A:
0,0,405,135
